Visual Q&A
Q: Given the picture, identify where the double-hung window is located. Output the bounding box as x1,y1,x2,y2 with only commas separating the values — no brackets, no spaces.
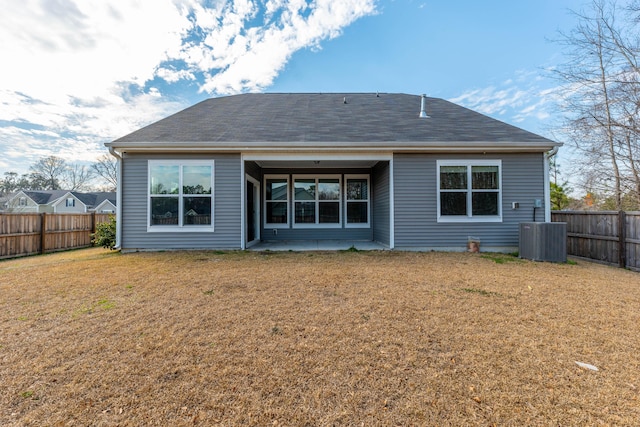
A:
345,175,370,227
437,160,502,222
293,175,341,227
148,160,214,231
66,198,75,207
264,175,289,228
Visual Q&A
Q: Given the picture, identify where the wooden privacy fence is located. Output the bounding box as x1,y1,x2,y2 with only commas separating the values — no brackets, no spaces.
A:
551,210,640,271
0,213,113,259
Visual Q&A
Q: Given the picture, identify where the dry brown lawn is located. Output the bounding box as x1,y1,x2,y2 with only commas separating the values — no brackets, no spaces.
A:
1,248,639,426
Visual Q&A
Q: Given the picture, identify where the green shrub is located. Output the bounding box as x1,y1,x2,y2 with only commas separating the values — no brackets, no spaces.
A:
92,216,116,250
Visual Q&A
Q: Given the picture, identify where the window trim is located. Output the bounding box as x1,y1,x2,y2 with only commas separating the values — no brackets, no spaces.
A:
147,160,215,232
292,174,342,229
436,160,502,223
263,174,290,229
344,174,370,228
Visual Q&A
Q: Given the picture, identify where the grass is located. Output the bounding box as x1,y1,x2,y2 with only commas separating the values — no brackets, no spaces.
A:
1,247,639,425
480,252,523,264
459,287,502,297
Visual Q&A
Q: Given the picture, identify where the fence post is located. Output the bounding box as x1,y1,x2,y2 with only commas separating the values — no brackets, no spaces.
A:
619,210,626,269
40,213,47,254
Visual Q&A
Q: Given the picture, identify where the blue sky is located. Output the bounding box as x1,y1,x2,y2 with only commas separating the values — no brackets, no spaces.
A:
0,0,591,177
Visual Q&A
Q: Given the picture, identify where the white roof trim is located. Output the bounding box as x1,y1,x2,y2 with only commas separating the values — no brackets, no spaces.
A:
106,140,561,153
50,192,85,208
94,199,116,210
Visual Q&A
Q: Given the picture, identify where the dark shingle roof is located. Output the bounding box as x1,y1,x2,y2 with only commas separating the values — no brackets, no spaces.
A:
113,93,555,144
24,190,69,204
92,192,116,206
22,191,116,208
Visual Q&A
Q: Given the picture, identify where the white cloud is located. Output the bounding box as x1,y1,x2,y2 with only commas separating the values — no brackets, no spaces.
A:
2,0,191,104
0,0,194,174
184,0,378,94
450,86,530,117
156,67,196,84
0,88,185,173
0,0,377,175
449,69,561,131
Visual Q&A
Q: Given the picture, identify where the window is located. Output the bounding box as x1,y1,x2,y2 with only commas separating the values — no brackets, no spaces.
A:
264,175,289,228
66,198,75,207
19,197,26,206
293,175,341,227
345,175,370,227
148,160,214,231
437,160,502,222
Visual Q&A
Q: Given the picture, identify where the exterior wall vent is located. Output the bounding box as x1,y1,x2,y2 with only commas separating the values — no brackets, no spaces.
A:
419,94,430,118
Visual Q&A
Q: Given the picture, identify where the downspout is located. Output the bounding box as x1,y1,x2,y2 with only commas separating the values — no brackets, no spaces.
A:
389,157,395,249
108,147,123,250
543,146,560,223
240,154,246,250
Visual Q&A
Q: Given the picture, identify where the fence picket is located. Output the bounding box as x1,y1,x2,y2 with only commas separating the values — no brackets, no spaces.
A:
552,211,640,271
0,213,113,259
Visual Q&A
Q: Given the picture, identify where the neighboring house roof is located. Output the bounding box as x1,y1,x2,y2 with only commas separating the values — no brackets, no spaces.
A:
94,199,116,212
23,190,70,205
11,191,116,210
92,192,117,207
109,93,559,152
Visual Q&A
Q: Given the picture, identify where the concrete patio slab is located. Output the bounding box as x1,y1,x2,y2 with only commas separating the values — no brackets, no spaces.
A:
248,240,388,251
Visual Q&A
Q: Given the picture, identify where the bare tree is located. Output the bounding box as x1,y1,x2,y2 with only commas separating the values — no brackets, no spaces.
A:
552,0,640,210
29,155,67,190
91,154,118,191
62,164,95,191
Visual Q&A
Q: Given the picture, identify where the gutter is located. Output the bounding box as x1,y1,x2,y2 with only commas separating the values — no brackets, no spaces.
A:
108,147,123,250
543,146,560,222
105,140,563,154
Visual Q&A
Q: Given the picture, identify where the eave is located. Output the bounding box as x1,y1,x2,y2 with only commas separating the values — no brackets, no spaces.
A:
106,140,562,155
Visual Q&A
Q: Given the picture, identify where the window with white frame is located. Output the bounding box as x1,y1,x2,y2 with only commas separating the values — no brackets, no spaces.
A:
437,160,502,222
66,198,75,207
293,175,341,227
19,197,26,206
264,175,289,228
345,175,370,227
148,160,214,230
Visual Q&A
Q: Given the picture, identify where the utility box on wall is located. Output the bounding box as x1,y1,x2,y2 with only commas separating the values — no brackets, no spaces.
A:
519,222,567,263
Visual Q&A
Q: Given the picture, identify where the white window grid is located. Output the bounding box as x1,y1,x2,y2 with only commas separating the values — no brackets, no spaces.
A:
147,160,215,232
436,160,502,223
344,174,370,228
263,174,290,229
292,174,342,229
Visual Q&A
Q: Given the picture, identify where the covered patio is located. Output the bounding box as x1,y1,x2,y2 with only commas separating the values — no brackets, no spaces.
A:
242,156,392,250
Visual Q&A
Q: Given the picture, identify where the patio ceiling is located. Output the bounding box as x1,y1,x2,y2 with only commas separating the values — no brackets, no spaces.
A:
254,159,382,169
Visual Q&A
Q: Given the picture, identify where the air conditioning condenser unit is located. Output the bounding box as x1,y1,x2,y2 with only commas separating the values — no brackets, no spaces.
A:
519,222,567,263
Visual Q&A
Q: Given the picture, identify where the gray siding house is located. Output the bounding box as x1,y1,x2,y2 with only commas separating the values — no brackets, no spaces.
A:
106,93,560,252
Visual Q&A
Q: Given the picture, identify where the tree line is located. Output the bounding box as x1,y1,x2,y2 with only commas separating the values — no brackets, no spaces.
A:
0,154,117,196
